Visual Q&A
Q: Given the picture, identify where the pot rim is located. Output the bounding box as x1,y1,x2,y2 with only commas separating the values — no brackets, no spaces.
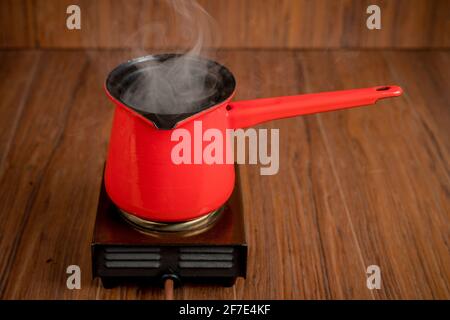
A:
105,53,237,130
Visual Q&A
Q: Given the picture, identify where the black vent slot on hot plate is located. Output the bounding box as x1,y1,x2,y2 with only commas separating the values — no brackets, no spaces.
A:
104,247,161,269
178,247,234,269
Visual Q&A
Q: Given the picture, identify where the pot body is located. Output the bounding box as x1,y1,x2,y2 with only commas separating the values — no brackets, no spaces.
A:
104,55,402,223
105,100,235,222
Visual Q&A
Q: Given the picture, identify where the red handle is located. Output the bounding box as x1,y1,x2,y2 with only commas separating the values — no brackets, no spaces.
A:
227,85,403,129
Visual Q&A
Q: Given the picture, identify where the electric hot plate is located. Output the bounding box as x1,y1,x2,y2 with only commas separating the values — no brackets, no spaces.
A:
91,170,247,288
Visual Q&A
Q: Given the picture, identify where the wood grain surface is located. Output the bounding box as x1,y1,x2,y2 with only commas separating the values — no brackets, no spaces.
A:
0,49,448,299
1,0,449,49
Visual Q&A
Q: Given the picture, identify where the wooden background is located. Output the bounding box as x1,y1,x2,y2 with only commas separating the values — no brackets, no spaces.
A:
1,0,449,49
0,0,449,300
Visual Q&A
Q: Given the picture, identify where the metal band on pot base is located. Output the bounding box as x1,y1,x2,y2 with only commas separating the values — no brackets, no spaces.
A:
118,208,224,233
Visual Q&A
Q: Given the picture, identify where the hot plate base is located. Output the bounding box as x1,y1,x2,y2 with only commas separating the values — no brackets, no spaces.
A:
91,172,247,288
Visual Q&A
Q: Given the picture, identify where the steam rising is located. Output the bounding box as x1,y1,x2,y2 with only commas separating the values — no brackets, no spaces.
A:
121,0,219,115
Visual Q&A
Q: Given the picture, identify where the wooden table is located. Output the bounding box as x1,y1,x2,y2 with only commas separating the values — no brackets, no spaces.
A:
0,49,448,299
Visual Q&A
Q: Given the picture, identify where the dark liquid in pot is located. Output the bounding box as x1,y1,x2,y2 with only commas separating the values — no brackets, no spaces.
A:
106,54,236,129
